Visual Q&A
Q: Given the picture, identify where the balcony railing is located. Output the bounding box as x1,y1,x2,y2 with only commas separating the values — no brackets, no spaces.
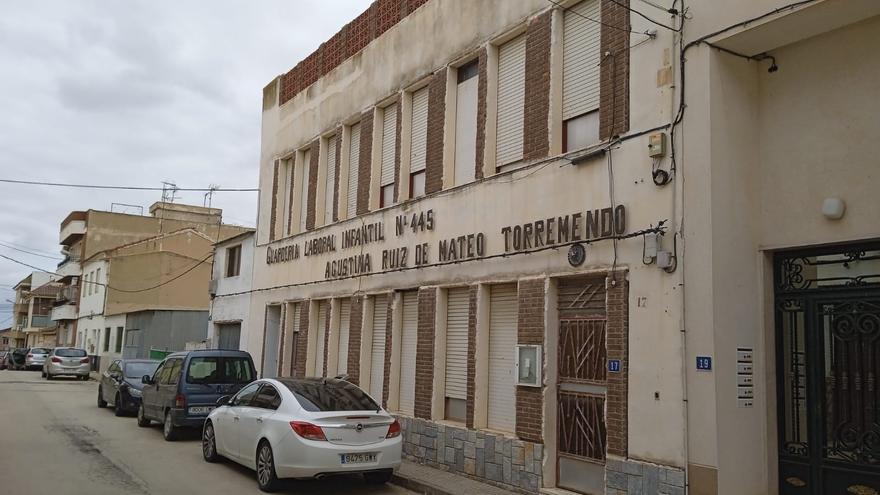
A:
60,219,86,245
29,315,52,328
51,304,77,321
56,285,80,303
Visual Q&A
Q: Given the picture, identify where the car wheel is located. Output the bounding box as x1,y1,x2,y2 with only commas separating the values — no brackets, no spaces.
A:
364,471,393,484
114,393,125,417
162,410,178,441
202,421,221,463
97,387,108,408
137,405,151,427
256,441,281,492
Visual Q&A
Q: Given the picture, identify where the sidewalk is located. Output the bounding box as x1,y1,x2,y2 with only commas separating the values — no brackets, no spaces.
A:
393,461,517,495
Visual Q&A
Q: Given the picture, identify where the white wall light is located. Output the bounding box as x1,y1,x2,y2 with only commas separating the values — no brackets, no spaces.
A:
821,197,846,220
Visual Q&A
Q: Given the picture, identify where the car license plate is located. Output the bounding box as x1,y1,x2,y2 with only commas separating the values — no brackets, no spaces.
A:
188,406,214,415
340,453,377,465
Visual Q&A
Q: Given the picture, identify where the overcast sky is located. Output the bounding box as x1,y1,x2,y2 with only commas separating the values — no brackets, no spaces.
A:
0,0,371,320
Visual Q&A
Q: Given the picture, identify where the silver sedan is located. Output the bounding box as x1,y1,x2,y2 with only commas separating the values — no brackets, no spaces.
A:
42,348,90,380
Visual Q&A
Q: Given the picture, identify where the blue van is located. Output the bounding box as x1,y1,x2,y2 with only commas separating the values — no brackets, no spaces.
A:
137,349,256,441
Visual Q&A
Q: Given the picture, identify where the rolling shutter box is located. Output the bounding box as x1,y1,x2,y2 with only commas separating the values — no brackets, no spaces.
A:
337,299,351,375
398,291,418,415
410,88,429,173
370,294,389,401
346,123,361,218
563,0,602,120
496,34,526,166
315,300,328,376
380,104,398,187
324,135,337,225
445,287,470,400
488,284,518,432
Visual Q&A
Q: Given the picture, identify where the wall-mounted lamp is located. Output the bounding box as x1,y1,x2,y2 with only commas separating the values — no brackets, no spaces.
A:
822,197,846,220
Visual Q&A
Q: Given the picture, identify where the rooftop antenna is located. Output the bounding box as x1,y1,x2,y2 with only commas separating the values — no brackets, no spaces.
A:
161,181,179,204
204,184,219,208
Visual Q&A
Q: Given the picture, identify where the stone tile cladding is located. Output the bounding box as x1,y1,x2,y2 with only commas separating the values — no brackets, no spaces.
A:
605,458,685,495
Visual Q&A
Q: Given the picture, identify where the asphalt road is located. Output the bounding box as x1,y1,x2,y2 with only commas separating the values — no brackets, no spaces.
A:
0,370,413,495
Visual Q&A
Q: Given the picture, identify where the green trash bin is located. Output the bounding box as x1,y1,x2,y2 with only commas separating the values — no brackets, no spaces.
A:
149,348,172,360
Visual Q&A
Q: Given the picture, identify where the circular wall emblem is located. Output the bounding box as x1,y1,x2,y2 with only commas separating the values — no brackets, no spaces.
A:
568,243,586,267
355,423,364,433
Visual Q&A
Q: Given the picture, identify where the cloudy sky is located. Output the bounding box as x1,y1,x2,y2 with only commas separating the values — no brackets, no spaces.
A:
0,0,371,321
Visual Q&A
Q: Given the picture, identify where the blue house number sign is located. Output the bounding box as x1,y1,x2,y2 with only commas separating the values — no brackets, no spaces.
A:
696,356,712,371
608,360,621,373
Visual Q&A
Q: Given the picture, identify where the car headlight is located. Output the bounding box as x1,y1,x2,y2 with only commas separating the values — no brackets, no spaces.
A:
127,387,142,398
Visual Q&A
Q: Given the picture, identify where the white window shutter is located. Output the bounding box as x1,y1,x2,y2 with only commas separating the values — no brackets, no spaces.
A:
315,300,328,376
370,294,389,401
445,287,470,400
347,123,361,218
380,104,398,186
488,284,518,432
410,88,429,173
337,298,351,375
496,34,526,166
324,135,337,225
563,0,602,120
398,291,418,415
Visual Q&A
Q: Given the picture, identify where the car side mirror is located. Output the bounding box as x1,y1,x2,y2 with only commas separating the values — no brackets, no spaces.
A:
216,395,231,407
141,375,153,385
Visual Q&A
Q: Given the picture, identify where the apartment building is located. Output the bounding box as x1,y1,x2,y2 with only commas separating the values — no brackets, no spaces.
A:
207,230,256,351
242,0,880,494
12,272,60,348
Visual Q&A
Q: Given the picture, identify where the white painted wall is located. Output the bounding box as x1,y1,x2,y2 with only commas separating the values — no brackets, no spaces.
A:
208,233,255,351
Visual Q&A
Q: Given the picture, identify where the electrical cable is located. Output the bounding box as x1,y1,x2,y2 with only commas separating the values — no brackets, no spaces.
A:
606,0,680,32
0,242,63,260
544,0,656,38
0,252,213,294
0,178,258,192
636,0,678,14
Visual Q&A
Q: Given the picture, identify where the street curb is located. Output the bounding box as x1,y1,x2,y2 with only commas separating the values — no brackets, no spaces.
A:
391,472,456,495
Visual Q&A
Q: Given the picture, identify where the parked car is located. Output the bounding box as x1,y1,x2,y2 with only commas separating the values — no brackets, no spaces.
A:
25,347,51,370
138,350,256,441
42,348,90,380
7,348,27,370
98,359,160,416
0,351,7,369
202,377,401,492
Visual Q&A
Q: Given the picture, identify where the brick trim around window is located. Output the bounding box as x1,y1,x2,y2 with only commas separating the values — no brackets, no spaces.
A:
333,126,343,222
425,69,446,195
523,11,552,162
393,97,403,202
414,287,437,420
294,303,310,378
323,302,332,377
306,140,320,231
382,294,394,409
465,285,478,428
269,160,279,242
516,278,545,443
347,296,364,386
599,0,630,140
606,274,628,457
357,110,374,215
475,49,488,180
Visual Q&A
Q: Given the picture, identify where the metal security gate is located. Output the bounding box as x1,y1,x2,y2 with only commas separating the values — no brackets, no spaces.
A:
556,276,607,495
776,244,880,495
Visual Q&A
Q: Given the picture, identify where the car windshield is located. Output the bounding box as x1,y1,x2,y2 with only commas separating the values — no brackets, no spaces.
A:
55,349,87,357
125,362,159,378
282,379,380,412
30,348,50,354
186,357,254,385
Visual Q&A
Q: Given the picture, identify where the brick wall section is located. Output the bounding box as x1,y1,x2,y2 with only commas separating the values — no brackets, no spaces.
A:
414,287,437,419
465,285,478,428
279,0,431,105
523,11,551,162
286,159,296,234
294,303,310,378
382,295,394,408
425,69,446,194
474,49,488,180
269,160,279,242
305,140,320,231
323,302,332,377
393,98,403,202
516,278,545,443
347,296,364,385
277,309,287,376
333,126,343,222
357,110,374,215
599,0,630,140
605,275,628,457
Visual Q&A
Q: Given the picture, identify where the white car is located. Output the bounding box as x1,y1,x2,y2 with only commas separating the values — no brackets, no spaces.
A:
201,377,402,492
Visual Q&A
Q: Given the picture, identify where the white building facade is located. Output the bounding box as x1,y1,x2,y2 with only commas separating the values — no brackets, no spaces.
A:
208,231,255,351
242,1,880,494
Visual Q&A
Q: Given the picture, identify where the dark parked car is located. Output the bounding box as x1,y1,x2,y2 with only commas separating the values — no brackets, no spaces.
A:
98,359,160,416
7,348,28,370
0,351,7,370
138,350,256,441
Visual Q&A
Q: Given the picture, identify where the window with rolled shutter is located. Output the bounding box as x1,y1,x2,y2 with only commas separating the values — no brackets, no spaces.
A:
398,291,418,415
370,294,389,401
445,287,470,421
324,135,337,225
299,149,311,232
346,123,361,218
410,88,428,174
488,284,518,432
496,34,526,167
380,103,398,207
563,0,602,121
337,298,351,375
315,300,328,377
